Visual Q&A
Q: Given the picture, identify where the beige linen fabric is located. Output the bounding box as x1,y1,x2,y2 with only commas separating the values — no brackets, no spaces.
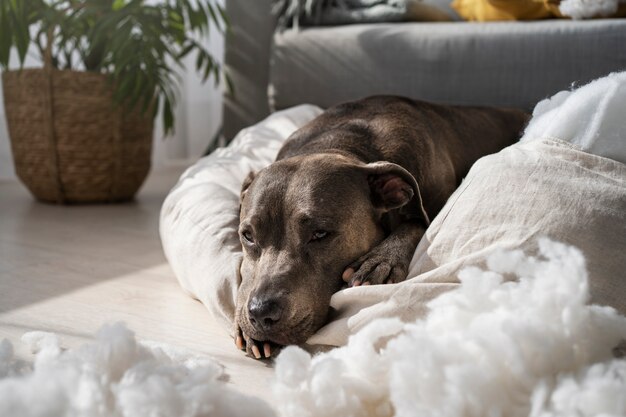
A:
309,138,626,346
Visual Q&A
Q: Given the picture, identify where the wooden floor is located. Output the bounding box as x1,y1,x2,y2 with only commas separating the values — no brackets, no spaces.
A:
0,167,275,404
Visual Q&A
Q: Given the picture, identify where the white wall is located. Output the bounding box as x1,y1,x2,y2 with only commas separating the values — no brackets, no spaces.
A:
0,16,224,181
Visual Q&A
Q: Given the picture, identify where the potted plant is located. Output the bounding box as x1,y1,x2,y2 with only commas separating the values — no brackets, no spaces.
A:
0,0,228,203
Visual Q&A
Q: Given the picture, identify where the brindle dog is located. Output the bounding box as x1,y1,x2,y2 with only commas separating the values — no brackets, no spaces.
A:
235,96,529,358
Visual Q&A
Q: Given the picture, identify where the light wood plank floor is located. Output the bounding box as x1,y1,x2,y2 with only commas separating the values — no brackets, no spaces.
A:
0,167,275,405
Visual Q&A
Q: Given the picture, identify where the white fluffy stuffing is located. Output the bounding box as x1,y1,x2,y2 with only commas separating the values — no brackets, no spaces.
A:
559,0,623,19
3,240,625,417
273,239,626,417
0,323,275,417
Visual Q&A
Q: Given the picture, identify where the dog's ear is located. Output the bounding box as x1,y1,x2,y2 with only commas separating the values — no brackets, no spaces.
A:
361,162,430,224
240,171,255,202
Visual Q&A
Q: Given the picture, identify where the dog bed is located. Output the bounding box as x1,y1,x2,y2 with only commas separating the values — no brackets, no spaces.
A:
160,72,626,347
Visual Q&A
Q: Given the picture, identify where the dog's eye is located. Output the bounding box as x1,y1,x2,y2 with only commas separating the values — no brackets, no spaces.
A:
242,230,254,244
310,230,328,241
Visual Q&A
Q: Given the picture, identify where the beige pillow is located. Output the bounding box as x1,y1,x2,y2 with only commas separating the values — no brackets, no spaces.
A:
410,138,626,312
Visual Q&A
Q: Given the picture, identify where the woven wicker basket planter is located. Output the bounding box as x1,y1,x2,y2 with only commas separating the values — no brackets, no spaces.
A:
2,68,153,204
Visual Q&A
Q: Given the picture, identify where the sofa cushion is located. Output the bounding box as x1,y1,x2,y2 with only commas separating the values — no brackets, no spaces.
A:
269,19,626,112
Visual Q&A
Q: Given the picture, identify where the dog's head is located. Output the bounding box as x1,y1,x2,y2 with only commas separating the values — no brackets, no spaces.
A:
236,153,424,345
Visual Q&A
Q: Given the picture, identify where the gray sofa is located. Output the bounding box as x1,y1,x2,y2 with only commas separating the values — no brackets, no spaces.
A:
222,0,626,139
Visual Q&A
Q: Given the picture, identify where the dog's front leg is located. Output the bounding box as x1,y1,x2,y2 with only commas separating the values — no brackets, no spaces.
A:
342,221,425,286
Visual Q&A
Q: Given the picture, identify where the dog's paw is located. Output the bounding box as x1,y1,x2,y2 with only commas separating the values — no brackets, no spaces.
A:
234,326,279,360
342,247,409,287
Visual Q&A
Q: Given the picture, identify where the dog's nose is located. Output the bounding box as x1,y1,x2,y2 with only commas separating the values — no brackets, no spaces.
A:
248,296,283,329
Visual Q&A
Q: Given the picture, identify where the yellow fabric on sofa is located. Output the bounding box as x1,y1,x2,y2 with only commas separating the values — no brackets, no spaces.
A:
453,0,626,21
451,0,554,21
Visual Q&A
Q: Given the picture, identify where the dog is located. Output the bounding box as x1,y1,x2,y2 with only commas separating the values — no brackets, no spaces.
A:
234,96,529,359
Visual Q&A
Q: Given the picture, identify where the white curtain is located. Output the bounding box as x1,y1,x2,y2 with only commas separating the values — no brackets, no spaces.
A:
0,21,224,181
0,83,13,179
